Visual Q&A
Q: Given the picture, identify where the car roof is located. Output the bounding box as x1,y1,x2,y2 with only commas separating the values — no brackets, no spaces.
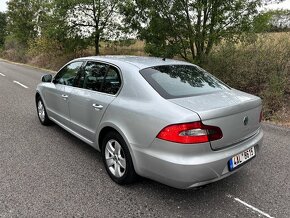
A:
74,55,193,69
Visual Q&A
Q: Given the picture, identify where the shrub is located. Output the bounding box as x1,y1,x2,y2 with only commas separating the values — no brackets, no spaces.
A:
27,37,91,70
1,35,27,63
27,37,65,70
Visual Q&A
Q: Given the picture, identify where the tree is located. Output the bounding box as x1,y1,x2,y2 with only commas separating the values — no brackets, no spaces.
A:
121,0,263,62
252,11,273,33
66,0,121,55
0,12,7,48
36,0,89,54
6,0,41,47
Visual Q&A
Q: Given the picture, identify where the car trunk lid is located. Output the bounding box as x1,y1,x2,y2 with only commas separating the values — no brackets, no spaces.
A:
170,89,262,150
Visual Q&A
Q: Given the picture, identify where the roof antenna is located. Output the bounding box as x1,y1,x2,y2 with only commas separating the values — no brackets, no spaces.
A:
162,57,166,61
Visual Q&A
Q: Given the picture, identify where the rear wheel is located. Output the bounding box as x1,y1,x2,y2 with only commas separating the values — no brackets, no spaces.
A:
36,96,51,125
101,131,138,184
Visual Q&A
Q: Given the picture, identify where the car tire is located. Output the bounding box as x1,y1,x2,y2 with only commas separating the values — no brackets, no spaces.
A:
36,96,51,126
101,131,138,184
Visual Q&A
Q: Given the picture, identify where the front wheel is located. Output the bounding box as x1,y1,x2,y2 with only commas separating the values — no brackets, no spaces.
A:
101,131,138,184
36,96,51,125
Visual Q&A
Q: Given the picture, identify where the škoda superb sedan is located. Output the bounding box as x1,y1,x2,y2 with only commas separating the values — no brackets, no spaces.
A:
36,56,263,189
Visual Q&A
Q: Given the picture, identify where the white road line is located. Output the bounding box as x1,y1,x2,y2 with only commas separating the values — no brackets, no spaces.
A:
0,73,5,77
13,80,29,89
227,195,274,218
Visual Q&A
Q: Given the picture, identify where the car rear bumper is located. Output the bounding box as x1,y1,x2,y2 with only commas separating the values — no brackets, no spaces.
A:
131,128,263,189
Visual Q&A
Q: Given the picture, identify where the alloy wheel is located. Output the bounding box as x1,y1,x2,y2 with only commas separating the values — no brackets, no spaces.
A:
105,139,127,178
37,100,45,122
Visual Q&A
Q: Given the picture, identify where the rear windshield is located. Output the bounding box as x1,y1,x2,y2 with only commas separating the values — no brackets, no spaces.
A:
140,65,230,99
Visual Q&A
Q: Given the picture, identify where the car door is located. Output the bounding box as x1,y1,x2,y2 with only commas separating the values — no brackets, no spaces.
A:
68,61,122,142
44,61,84,127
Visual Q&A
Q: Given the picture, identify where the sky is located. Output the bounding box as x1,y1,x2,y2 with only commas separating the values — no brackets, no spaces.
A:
1,0,290,12
264,0,290,10
0,0,7,12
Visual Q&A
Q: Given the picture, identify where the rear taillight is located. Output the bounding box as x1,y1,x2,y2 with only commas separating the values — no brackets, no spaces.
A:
259,111,263,123
157,121,223,144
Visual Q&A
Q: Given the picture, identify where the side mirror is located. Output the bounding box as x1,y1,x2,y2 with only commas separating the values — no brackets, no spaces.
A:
41,74,53,83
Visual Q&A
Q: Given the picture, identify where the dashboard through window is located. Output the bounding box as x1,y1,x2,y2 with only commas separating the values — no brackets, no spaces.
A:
53,62,83,86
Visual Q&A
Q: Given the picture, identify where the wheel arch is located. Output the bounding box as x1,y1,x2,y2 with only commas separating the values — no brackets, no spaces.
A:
97,123,137,169
98,126,118,151
35,91,41,102
35,90,48,108
98,124,130,151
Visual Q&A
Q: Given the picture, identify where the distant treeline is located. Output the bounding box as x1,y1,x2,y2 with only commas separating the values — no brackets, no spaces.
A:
0,0,289,62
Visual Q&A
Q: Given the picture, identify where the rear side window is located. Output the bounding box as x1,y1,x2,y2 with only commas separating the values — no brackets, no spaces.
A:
80,61,121,95
82,62,108,91
102,66,121,95
140,65,229,99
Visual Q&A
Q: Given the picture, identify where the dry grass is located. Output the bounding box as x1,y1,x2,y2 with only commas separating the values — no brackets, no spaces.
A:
100,40,146,56
77,40,146,57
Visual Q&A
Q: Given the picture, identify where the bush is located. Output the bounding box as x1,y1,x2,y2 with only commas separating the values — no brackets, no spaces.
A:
1,35,27,63
27,37,65,70
262,74,287,117
26,37,91,70
203,33,290,120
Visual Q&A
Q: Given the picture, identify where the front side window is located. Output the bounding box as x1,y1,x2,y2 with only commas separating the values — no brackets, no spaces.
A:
80,61,121,95
140,65,230,99
53,61,83,86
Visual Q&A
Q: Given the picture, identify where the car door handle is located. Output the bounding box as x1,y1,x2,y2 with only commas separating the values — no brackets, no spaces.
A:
92,104,103,110
61,94,68,100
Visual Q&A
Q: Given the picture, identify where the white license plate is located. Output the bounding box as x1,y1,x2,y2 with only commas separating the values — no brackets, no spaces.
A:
229,147,255,171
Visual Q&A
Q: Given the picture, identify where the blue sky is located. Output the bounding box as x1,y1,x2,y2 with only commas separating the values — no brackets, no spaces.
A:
1,0,290,12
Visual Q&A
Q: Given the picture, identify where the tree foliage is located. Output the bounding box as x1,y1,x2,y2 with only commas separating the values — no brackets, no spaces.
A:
4,0,287,59
39,0,90,53
6,0,41,47
0,12,7,48
121,0,263,62
63,0,121,55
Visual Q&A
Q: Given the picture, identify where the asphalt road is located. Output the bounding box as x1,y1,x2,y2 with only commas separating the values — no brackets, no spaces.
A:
0,59,289,218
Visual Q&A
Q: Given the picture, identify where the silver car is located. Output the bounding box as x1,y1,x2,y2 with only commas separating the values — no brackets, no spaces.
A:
36,56,263,189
